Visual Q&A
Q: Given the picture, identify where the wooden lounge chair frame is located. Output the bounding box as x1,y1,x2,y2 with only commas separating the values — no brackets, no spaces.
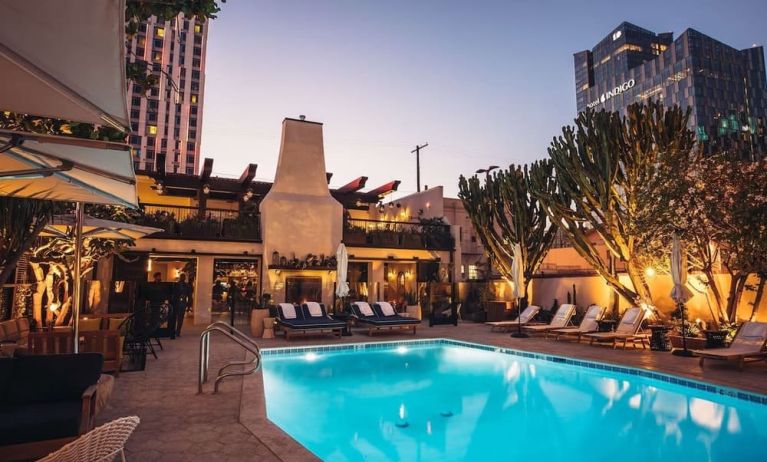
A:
547,305,606,342
487,305,542,332
584,307,648,349
693,321,767,370
523,304,577,335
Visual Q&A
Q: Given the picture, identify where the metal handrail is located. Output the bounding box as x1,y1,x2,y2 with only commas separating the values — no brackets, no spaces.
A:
198,323,261,394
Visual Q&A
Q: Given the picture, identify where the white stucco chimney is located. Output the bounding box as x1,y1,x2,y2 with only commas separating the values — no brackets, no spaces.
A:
260,117,343,270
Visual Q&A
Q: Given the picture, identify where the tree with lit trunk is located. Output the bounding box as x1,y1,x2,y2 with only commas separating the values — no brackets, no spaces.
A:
529,102,696,310
458,161,559,301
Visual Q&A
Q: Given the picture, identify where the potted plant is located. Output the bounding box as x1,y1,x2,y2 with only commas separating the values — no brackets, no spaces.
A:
250,293,272,338
344,225,367,245
669,319,707,350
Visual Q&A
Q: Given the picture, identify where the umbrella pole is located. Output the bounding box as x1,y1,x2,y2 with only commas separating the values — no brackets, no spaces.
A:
72,201,84,354
511,297,528,338
672,300,694,357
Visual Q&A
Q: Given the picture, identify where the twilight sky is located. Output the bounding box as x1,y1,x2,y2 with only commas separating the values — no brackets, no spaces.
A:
201,0,767,198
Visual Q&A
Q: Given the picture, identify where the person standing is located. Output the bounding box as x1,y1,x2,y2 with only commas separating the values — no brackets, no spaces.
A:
171,273,192,338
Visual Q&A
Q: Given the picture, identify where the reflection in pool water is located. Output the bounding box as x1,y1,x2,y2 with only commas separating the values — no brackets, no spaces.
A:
261,344,767,462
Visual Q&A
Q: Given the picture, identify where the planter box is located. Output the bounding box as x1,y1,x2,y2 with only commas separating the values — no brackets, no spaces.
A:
669,335,707,350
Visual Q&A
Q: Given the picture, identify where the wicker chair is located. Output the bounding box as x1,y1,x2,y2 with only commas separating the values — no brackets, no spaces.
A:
38,416,140,462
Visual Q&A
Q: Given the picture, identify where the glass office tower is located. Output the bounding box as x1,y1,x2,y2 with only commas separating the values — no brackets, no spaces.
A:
574,22,767,152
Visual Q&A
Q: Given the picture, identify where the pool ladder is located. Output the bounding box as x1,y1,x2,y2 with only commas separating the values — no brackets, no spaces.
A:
198,321,261,394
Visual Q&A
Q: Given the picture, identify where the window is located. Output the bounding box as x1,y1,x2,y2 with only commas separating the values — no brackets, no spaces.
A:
153,51,162,62
155,27,165,38
130,110,140,119
153,38,163,48
161,139,168,148
194,24,202,34
191,94,198,104
187,141,195,150
146,150,155,159
145,164,154,172
188,131,197,140
186,167,194,174
468,265,479,280
191,70,200,80
186,155,195,164
129,135,141,145
131,97,141,106
190,106,198,115
134,162,140,172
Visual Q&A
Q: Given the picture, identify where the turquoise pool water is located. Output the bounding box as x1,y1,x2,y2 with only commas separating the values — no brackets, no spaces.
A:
261,340,767,462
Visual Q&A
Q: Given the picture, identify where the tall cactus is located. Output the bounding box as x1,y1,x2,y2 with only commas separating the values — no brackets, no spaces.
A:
529,101,695,307
458,161,559,299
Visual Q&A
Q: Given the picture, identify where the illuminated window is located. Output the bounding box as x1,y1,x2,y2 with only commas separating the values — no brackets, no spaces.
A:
191,94,198,104
468,265,479,280
156,27,165,38
153,51,162,62
614,44,642,55
194,24,202,34
147,125,157,135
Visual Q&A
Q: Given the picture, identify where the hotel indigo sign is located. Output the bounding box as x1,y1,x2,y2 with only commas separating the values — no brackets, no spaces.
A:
587,79,636,109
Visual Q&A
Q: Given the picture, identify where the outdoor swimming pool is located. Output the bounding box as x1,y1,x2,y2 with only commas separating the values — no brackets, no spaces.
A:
261,339,767,462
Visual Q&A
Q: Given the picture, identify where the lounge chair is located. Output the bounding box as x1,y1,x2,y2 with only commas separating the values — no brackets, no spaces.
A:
350,302,419,336
523,304,576,334
548,305,606,341
276,303,345,340
583,306,648,349
486,305,541,332
693,321,767,369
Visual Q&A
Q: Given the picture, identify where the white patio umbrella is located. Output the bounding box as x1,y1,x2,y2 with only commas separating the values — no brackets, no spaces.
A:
0,0,133,353
41,215,161,241
0,132,137,352
670,233,695,357
0,0,129,130
0,130,137,207
335,243,350,303
511,242,528,338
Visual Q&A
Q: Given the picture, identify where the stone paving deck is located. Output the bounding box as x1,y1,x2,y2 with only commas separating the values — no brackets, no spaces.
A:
98,316,767,461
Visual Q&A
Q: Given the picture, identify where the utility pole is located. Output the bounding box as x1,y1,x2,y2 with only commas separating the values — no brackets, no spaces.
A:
411,143,428,192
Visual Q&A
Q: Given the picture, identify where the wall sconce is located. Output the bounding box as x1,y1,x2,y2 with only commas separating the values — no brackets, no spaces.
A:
155,181,165,195
202,184,211,195
243,189,254,202
389,202,394,209
146,257,152,272
378,203,385,213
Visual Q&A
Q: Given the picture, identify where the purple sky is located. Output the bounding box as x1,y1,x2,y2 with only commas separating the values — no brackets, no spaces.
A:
201,0,766,198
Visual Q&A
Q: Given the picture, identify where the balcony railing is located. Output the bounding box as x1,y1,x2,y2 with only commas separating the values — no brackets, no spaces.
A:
343,218,454,251
138,204,261,242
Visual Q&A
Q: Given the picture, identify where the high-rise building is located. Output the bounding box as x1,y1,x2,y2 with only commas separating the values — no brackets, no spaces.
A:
574,22,767,148
125,14,208,174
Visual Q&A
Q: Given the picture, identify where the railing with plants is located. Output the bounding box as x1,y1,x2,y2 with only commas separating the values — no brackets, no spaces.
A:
343,218,454,250
139,204,261,241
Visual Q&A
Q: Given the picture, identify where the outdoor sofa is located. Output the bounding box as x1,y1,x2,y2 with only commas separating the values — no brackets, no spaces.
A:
276,302,345,340
0,353,103,462
350,302,420,336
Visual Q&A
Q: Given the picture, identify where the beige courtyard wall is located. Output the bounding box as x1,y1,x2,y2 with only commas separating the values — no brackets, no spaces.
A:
532,273,767,323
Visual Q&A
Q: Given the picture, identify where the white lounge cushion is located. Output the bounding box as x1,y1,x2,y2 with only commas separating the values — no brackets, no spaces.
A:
279,303,297,319
378,302,396,316
355,302,374,317
305,302,323,317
